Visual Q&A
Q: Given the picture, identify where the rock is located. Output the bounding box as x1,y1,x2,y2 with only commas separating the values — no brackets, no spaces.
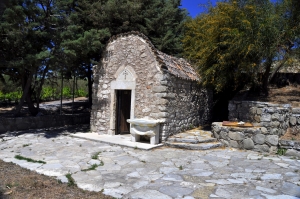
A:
152,86,167,93
261,114,271,122
270,121,280,127
228,132,244,141
159,186,193,198
290,117,297,126
256,108,262,115
271,113,280,121
228,103,236,111
261,174,282,180
250,107,257,114
220,131,228,139
253,134,265,144
254,115,260,122
285,149,300,158
243,138,254,150
269,146,278,154
142,108,151,113
220,139,229,146
265,108,275,113
229,140,239,148
130,190,172,199
281,182,300,197
256,186,277,194
292,108,300,114
265,135,278,146
213,132,220,139
270,128,279,135
253,145,270,153
260,127,268,134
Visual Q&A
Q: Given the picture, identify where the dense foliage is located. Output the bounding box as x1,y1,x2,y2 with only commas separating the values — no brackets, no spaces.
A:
0,0,187,116
0,77,88,103
183,0,300,94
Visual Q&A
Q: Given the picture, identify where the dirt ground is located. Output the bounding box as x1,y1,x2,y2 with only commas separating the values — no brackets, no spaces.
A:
233,85,300,107
0,159,112,199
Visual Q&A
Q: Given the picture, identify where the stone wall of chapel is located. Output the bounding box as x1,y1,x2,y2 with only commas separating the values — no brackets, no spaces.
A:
158,74,213,141
91,35,164,134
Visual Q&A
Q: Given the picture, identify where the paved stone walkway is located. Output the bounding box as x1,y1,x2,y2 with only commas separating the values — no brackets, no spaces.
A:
0,126,300,199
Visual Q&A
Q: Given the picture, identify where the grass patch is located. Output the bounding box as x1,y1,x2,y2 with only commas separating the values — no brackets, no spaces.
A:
65,173,76,187
277,148,287,156
178,165,183,170
14,155,46,164
22,143,32,147
81,161,104,172
91,152,101,160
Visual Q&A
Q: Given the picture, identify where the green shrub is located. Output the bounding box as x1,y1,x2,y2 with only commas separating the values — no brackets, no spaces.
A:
77,89,88,97
0,91,5,101
277,148,287,156
62,87,71,98
41,87,56,101
5,91,22,102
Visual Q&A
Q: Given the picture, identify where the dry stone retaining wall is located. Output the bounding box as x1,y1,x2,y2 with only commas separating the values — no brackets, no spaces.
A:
228,101,291,137
279,108,300,150
0,113,90,133
212,122,279,153
212,101,300,153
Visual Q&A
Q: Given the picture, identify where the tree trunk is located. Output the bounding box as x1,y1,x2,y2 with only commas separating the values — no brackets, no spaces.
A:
14,71,33,117
26,88,38,116
87,62,93,108
35,64,49,109
261,58,272,96
268,55,289,84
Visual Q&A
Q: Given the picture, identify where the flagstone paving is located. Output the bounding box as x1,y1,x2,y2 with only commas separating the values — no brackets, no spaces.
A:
0,126,300,199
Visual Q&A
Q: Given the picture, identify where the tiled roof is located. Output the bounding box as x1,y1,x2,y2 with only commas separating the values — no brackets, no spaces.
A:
107,31,200,81
156,51,200,81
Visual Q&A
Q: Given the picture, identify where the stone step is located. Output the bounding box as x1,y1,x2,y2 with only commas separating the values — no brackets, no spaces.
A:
167,137,217,144
165,141,223,150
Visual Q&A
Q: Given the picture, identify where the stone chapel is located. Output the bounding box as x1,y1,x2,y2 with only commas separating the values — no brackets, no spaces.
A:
91,32,212,143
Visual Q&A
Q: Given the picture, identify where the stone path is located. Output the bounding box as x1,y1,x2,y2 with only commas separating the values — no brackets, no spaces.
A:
0,126,300,199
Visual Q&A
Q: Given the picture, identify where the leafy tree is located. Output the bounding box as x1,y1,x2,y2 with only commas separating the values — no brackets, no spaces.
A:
183,0,284,94
56,0,188,106
0,0,60,116
1,0,187,115
183,0,300,97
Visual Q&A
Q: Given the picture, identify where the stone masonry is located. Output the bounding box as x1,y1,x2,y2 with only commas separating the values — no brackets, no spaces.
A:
212,122,279,153
212,101,300,153
91,32,212,142
159,74,212,140
228,101,291,137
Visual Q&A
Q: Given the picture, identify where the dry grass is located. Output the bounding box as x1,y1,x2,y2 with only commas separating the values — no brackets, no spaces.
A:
281,127,300,141
0,159,112,199
234,85,300,107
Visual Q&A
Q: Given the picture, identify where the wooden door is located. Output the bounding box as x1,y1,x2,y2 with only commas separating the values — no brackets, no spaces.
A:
116,90,131,134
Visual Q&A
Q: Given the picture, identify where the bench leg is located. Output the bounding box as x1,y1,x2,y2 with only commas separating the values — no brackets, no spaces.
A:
150,135,159,145
131,134,140,142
